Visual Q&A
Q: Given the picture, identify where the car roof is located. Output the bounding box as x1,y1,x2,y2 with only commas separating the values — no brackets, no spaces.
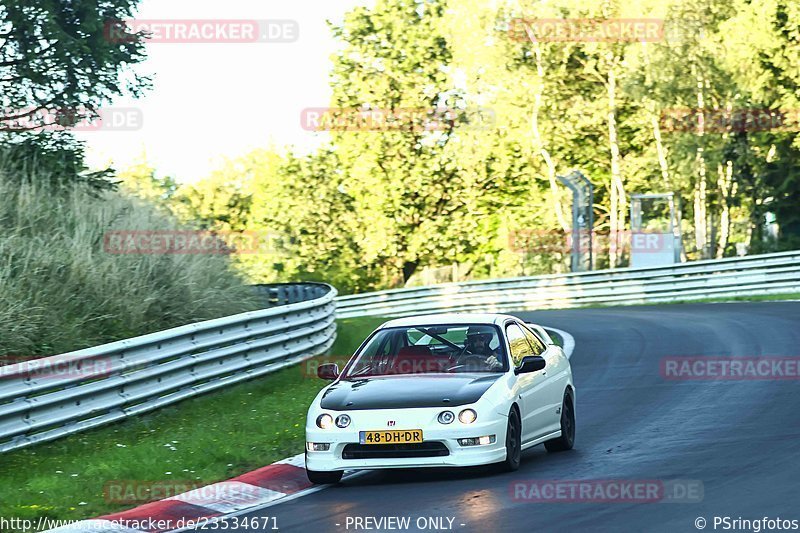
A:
379,313,518,329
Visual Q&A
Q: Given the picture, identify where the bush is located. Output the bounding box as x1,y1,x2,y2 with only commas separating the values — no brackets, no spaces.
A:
0,156,260,358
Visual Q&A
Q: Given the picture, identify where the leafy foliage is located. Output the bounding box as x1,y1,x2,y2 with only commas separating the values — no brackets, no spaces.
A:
0,0,149,132
0,152,259,357
0,0,150,188
175,0,800,292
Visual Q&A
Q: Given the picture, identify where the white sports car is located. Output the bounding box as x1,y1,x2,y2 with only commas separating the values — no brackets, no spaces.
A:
304,313,575,484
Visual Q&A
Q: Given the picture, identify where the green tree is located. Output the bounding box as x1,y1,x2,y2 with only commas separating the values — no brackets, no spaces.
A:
116,153,178,204
167,0,800,292
0,0,149,133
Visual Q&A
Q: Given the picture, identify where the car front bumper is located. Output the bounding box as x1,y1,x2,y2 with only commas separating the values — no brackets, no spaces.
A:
305,407,508,472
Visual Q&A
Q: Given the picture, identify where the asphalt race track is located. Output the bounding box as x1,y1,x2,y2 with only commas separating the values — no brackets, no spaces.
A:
239,302,800,532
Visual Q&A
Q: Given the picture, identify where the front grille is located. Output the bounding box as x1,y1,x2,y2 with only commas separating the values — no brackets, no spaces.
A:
342,442,450,459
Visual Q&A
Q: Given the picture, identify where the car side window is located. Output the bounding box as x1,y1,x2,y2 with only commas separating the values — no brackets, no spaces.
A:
506,323,534,367
521,325,546,355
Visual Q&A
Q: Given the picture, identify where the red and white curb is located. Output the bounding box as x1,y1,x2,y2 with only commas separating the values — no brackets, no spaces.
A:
45,455,357,533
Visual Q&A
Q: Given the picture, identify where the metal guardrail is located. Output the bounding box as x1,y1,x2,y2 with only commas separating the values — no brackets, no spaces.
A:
4,252,797,454
253,283,332,307
0,283,336,453
336,251,800,318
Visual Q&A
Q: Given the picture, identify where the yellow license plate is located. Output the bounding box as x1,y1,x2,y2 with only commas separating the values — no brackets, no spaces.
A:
359,429,423,445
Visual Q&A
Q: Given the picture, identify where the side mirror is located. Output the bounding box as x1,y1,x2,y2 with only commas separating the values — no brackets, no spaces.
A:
317,363,340,380
515,355,546,375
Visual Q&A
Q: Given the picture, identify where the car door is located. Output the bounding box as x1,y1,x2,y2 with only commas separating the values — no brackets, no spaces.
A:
521,324,565,435
505,321,551,443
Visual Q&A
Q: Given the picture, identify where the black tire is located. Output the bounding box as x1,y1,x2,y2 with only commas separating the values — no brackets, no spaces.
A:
544,392,575,452
306,468,343,485
498,407,522,472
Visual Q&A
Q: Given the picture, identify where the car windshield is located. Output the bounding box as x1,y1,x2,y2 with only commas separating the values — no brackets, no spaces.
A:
342,324,507,378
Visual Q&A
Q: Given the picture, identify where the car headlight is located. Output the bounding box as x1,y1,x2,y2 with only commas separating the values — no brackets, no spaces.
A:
316,413,334,429
335,414,351,428
459,409,477,424
438,410,455,424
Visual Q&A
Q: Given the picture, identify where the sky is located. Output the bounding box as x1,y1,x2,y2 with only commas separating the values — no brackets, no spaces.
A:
76,0,371,183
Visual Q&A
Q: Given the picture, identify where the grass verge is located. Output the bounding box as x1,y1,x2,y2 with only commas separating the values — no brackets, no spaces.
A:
534,292,800,312
0,316,387,526
0,155,260,360
672,292,800,304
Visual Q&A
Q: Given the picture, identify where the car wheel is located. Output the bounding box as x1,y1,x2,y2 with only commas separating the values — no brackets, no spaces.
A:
499,407,522,472
306,468,343,485
544,392,575,452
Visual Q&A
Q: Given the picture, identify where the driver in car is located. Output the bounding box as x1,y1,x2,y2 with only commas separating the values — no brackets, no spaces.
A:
461,329,503,371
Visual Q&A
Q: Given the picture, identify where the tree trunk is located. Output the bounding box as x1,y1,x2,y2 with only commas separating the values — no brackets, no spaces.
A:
694,155,708,259
607,56,624,268
652,114,670,189
749,194,764,251
693,69,709,259
526,29,569,233
642,42,671,190
716,161,733,258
